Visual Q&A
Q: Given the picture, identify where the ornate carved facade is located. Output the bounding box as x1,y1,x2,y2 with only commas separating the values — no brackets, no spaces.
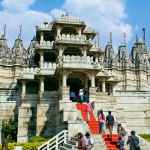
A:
0,12,150,142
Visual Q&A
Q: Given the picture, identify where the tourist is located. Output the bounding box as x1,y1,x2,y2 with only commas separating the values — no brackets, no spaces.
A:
85,132,94,150
76,132,86,150
106,111,116,137
70,90,75,102
79,88,84,104
127,131,140,150
118,136,124,150
84,87,89,102
2,133,9,150
117,123,126,141
75,95,79,103
85,100,92,122
99,110,105,134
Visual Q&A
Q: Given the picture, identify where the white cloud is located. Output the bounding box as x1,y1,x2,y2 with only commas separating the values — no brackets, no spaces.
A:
0,0,52,48
135,25,139,31
1,0,35,13
0,0,133,53
50,9,66,18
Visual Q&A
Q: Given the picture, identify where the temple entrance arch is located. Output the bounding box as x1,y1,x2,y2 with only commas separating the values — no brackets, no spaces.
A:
67,71,89,95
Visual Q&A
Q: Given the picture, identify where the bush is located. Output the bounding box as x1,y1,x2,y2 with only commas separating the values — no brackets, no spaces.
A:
30,136,51,142
2,116,18,142
138,134,150,139
0,142,45,150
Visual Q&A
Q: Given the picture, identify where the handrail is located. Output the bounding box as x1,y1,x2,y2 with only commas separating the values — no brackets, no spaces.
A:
37,130,68,150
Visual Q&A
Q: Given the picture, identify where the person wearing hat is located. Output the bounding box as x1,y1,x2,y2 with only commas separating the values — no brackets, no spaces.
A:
117,123,126,141
118,136,124,150
85,100,93,122
127,131,140,150
85,132,94,150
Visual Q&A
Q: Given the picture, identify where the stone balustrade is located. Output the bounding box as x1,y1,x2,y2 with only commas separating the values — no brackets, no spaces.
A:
35,41,54,49
24,67,38,73
63,55,93,62
61,55,101,69
56,34,92,44
40,62,56,69
39,24,52,30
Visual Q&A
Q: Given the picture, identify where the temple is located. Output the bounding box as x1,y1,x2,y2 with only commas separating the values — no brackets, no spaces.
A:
0,12,150,143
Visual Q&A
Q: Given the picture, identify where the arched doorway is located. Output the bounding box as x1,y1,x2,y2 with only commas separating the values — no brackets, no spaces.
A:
67,78,82,96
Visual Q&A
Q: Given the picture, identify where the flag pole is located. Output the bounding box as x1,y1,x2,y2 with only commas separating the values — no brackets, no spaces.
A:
98,31,99,49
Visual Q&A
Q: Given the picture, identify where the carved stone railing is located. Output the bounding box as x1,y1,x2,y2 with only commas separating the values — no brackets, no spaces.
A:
39,62,57,75
39,24,52,30
35,41,54,49
24,67,38,73
40,62,56,69
60,55,101,69
56,34,92,44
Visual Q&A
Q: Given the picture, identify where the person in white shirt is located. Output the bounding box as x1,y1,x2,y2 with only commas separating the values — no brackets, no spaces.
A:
79,89,83,104
85,132,94,150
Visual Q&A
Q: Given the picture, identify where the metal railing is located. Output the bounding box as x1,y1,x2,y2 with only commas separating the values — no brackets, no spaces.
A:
37,130,68,150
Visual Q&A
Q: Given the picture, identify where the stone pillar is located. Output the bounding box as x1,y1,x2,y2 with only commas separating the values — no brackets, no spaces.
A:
78,27,81,36
62,74,67,86
22,81,27,94
97,83,101,92
57,26,62,36
112,83,115,96
40,32,44,41
40,51,44,62
95,54,99,63
83,47,87,57
91,74,95,87
102,79,105,92
40,77,45,92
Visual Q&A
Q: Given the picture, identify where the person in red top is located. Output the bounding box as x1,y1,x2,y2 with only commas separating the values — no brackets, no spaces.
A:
85,100,92,122
99,110,105,134
76,132,86,150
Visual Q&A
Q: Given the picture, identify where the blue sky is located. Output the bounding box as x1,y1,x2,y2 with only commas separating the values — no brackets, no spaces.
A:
0,0,149,54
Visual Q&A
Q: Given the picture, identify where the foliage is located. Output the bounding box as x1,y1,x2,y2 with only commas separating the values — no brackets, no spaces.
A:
138,134,150,142
2,116,18,143
30,136,51,142
138,134,150,139
0,142,45,150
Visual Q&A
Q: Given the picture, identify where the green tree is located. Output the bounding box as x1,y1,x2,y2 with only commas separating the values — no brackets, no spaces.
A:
2,116,18,143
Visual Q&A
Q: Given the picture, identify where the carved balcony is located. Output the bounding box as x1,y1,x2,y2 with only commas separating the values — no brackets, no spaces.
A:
55,34,92,45
35,41,54,49
23,67,38,79
39,61,57,75
58,55,101,69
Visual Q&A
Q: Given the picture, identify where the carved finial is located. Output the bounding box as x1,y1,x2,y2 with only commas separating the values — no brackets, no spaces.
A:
139,38,142,42
66,12,69,16
62,14,64,17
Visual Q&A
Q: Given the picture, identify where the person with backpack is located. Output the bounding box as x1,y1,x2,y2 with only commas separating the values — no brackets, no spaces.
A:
118,136,124,150
117,123,126,141
106,111,116,137
85,100,92,122
76,132,86,150
127,131,140,150
99,110,105,134
85,132,94,150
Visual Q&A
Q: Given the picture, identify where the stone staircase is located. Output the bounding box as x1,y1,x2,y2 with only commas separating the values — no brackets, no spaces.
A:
58,103,150,150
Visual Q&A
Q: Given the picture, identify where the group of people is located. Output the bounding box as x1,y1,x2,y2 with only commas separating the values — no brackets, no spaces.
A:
84,105,140,150
70,87,89,103
76,132,94,150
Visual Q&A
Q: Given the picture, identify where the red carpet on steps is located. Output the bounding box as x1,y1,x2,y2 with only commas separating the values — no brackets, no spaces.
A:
76,104,126,150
